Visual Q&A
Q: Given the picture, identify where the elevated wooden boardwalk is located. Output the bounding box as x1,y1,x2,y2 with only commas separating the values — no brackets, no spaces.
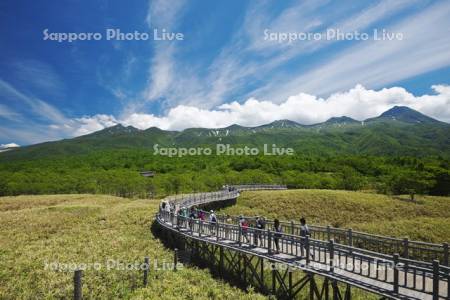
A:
156,186,449,299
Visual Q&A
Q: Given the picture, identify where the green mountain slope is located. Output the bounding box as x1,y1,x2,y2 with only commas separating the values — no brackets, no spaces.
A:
1,106,449,161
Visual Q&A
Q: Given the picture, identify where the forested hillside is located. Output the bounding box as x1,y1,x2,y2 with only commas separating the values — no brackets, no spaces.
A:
0,106,449,197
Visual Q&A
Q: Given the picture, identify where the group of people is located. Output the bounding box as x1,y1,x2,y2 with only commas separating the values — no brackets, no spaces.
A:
271,217,310,254
238,216,309,254
222,185,237,192
161,202,311,256
175,207,218,234
237,215,267,246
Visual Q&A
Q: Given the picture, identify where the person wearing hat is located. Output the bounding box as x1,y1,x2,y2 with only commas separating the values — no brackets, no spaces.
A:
209,210,217,235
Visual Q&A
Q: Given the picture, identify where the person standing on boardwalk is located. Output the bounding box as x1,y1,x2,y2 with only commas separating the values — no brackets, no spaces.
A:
209,210,217,235
188,207,196,229
299,217,312,258
300,217,310,237
273,219,282,254
239,216,250,243
254,216,266,247
225,214,233,239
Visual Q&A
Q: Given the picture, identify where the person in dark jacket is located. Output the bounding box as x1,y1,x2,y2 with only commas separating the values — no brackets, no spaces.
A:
254,216,266,247
273,219,282,254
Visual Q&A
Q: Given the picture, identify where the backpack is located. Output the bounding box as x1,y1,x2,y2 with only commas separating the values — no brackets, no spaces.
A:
300,225,310,236
241,220,248,232
274,226,282,238
258,219,266,229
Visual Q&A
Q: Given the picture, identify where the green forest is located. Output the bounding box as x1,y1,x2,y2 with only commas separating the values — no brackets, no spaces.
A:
1,149,448,198
1,107,449,198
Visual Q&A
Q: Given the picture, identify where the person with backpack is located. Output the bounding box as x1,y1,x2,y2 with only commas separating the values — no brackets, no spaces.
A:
188,207,197,230
273,219,282,254
198,210,205,221
254,216,266,247
198,210,206,234
300,217,310,237
209,210,217,235
239,216,250,244
299,217,313,258
180,207,189,228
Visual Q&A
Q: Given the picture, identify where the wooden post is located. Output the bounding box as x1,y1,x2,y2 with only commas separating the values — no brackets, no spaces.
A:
268,229,272,255
403,238,409,258
210,244,215,269
291,220,294,235
309,273,314,300
329,239,334,272
238,224,242,247
219,246,224,278
271,262,276,295
171,212,175,228
332,279,339,300
288,268,293,299
74,269,82,300
327,225,331,241
260,258,264,291
243,254,247,284
236,252,241,280
433,260,439,300
305,236,310,264
347,228,353,246
443,242,449,266
216,222,220,241
143,257,149,287
393,254,399,294
345,284,351,300
174,248,178,271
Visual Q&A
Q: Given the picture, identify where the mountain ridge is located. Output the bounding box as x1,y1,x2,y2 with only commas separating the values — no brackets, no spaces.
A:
1,106,448,159
79,106,445,136
115,106,443,133
365,106,442,124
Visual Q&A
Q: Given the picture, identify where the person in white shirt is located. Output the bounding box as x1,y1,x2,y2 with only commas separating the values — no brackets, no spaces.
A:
209,210,217,235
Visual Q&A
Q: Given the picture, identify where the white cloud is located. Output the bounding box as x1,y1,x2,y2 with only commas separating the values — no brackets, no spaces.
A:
0,143,19,149
126,0,187,114
3,83,449,144
144,44,176,101
71,115,118,136
257,1,450,101
146,0,186,29
0,79,68,124
134,0,424,111
72,84,450,135
0,104,21,121
11,60,65,97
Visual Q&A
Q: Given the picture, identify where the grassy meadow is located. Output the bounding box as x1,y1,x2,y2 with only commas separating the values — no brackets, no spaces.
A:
218,189,450,243
0,194,265,299
1,190,448,299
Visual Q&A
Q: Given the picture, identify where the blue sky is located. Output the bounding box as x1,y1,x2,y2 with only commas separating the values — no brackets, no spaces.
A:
1,0,450,146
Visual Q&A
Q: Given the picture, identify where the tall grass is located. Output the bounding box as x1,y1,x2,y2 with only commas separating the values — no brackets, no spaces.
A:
219,189,450,243
0,194,265,299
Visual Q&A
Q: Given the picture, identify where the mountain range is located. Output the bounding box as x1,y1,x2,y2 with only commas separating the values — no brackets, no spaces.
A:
1,106,449,160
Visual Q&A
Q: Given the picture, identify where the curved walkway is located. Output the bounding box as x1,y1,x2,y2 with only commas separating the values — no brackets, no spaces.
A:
156,186,449,300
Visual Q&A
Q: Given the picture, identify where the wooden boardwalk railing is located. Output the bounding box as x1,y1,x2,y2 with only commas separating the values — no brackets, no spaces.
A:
199,213,448,266
156,186,449,300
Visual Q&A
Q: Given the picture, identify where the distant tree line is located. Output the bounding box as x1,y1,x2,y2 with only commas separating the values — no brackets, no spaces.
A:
0,150,448,198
